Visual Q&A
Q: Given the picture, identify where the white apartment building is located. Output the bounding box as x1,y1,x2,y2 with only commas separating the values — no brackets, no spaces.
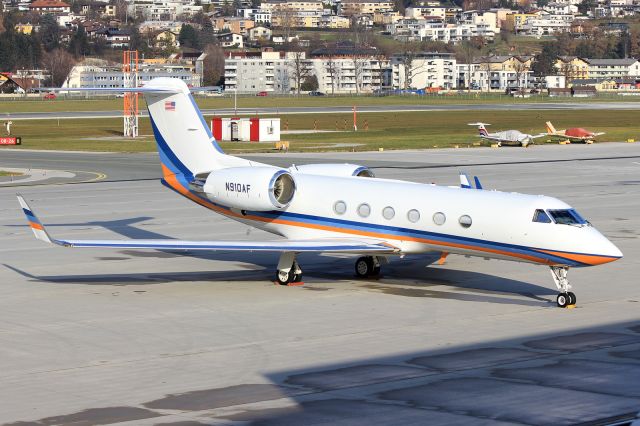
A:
457,63,534,91
309,48,389,93
460,10,499,34
63,63,201,90
586,58,640,78
130,0,202,21
521,13,573,37
224,51,293,93
224,49,389,94
387,19,495,43
390,52,457,89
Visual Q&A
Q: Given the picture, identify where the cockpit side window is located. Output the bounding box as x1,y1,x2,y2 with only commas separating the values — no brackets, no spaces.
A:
533,209,552,223
547,209,588,225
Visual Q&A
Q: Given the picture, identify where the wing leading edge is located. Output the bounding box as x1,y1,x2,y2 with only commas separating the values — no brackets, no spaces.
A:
17,196,398,255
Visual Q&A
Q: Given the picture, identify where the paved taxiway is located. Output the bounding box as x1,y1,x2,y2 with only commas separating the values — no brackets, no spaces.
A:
1,143,639,425
5,101,640,120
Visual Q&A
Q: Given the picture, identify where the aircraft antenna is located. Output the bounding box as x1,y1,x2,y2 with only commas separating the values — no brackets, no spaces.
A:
123,50,139,138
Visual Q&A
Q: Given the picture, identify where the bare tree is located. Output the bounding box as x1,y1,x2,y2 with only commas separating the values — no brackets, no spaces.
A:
276,4,296,42
352,56,367,94
512,59,530,90
375,55,387,91
289,51,311,94
43,49,76,87
326,54,338,95
202,44,225,86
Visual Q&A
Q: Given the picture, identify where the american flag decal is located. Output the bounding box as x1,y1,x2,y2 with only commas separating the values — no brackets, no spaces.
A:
165,101,176,111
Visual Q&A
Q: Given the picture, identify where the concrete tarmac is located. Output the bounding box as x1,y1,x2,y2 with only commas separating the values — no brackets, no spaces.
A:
1,143,639,425
5,101,640,120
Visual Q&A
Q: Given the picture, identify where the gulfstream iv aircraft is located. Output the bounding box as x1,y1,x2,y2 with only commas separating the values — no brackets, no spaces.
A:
19,78,623,308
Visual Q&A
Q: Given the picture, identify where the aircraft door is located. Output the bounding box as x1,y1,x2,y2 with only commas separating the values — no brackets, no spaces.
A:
231,121,239,141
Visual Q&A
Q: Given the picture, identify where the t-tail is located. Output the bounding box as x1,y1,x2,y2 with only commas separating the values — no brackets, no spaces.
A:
141,78,251,184
468,122,490,137
545,121,557,134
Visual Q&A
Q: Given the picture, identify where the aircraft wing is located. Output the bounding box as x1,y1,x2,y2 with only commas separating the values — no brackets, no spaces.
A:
18,196,399,255
592,132,605,136
530,133,548,139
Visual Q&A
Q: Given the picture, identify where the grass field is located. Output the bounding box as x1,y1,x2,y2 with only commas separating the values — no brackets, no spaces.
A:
2,92,640,114
2,109,638,153
0,170,23,176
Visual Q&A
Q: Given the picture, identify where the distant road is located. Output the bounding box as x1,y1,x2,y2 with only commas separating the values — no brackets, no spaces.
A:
4,102,640,120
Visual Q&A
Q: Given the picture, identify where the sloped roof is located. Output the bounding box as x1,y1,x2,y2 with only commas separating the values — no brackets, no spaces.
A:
29,0,70,8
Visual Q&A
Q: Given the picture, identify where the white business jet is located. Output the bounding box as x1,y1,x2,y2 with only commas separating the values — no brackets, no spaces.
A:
19,78,622,308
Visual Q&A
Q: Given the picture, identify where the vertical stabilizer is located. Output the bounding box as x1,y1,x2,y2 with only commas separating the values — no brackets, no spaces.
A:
545,121,557,134
142,78,251,179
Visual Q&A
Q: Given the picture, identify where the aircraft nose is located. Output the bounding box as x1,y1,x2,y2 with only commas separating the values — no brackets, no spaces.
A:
594,234,623,265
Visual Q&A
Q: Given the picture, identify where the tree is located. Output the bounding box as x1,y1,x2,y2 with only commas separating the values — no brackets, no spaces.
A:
300,74,318,91
42,48,75,86
325,54,338,94
578,0,596,15
202,43,225,86
531,43,559,77
352,56,367,94
68,25,90,58
179,24,200,49
39,14,59,52
289,51,311,94
512,59,530,89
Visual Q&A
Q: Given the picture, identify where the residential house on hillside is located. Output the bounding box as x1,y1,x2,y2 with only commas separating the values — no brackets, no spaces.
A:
28,0,70,13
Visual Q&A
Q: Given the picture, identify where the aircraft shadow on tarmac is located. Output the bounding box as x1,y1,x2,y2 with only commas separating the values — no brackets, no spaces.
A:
9,321,640,426
3,252,554,308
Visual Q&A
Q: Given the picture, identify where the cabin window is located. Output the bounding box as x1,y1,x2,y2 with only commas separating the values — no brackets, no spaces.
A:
358,203,371,218
407,209,420,223
459,215,472,228
533,209,552,223
433,212,446,225
382,206,395,220
334,201,347,215
548,209,588,225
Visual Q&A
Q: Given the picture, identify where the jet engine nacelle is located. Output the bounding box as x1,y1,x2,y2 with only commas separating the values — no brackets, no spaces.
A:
201,167,296,211
290,163,375,178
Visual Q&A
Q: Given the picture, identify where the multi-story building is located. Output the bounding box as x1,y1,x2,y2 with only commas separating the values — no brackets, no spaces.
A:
214,17,255,35
554,56,589,82
457,55,534,91
63,61,202,90
224,51,293,93
309,46,388,93
520,13,573,37
320,15,351,28
504,12,539,32
390,52,457,89
28,0,70,13
387,19,496,43
340,0,394,15
271,9,326,28
260,0,324,12
585,58,640,78
130,0,202,21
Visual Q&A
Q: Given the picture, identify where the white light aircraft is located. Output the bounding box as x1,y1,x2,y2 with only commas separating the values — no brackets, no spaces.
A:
19,78,622,308
469,122,546,147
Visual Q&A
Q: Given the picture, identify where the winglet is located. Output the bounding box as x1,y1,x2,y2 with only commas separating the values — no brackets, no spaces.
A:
17,195,54,244
459,172,472,189
473,176,483,190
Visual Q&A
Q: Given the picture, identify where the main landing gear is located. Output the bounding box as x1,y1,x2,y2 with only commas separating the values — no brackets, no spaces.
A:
550,266,576,308
355,256,381,278
275,252,302,285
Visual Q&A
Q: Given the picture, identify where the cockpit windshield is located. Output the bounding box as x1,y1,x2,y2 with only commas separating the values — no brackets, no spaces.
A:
547,209,589,225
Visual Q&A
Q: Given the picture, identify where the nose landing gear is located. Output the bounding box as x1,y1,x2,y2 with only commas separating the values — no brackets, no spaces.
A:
550,266,576,308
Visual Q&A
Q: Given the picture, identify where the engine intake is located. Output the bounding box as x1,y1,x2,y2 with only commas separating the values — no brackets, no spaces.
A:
200,167,296,211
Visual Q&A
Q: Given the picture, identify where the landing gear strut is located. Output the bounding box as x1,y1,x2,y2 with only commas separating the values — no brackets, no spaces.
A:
550,266,576,307
355,256,381,278
275,252,302,285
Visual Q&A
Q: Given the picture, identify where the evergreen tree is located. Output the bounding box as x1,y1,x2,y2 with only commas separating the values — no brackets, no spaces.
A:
68,25,90,57
39,14,59,52
179,24,200,49
531,43,559,76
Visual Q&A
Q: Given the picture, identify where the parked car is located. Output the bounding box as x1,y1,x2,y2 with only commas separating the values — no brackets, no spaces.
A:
256,91,268,97
43,92,57,100
309,91,325,96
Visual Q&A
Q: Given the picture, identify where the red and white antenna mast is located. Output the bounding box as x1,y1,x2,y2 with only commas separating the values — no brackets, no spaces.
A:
123,50,139,138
